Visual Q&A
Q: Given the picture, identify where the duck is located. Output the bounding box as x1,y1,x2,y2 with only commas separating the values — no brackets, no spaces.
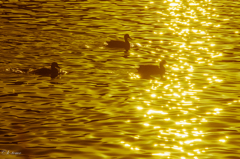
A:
106,34,132,50
137,60,167,79
32,62,60,78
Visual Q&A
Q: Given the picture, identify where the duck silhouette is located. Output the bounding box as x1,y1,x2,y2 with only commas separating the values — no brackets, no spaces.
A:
106,34,132,51
32,62,60,78
137,60,167,79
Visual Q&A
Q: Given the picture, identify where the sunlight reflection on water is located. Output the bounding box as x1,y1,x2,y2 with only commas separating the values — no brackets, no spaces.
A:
0,0,240,158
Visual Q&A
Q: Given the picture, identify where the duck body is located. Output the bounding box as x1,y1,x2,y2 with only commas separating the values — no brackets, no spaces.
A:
137,60,166,79
33,68,56,75
32,62,60,78
106,34,131,50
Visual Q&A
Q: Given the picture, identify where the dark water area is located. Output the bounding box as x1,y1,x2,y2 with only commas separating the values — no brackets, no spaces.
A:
0,0,240,158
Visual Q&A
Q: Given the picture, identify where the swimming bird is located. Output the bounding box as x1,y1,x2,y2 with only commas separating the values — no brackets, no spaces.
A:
106,34,132,50
32,62,60,78
137,60,167,79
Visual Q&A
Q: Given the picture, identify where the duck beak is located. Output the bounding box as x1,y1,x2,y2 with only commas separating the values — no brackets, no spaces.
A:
54,64,60,69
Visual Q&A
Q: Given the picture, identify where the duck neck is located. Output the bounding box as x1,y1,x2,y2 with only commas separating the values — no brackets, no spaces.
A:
160,63,164,68
124,37,129,43
51,66,58,73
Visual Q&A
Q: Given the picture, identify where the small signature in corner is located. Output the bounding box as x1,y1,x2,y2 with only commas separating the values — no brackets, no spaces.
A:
1,149,21,155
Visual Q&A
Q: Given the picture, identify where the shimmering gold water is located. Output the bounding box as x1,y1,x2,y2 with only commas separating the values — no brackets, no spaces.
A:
0,0,240,159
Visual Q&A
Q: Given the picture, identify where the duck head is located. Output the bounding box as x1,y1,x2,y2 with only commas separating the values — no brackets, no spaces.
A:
124,34,132,41
160,60,167,66
51,62,60,69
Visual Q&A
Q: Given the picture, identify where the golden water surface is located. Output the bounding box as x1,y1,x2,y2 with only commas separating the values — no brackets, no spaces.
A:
0,0,240,159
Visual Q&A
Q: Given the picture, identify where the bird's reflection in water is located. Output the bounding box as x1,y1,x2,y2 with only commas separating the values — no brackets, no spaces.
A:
123,50,130,58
